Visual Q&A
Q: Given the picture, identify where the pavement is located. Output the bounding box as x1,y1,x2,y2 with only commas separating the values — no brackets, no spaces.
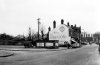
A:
0,50,14,57
0,47,69,52
0,45,89,51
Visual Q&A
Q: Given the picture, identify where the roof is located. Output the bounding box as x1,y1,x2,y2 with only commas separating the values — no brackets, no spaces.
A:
63,24,74,31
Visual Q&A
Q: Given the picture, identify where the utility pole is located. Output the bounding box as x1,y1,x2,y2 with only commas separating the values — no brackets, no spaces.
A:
37,18,40,41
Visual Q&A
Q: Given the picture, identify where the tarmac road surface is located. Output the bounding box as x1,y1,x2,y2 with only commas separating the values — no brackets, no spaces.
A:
0,44,99,65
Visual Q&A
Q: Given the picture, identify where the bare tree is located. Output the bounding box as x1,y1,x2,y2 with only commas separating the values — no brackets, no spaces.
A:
39,24,46,41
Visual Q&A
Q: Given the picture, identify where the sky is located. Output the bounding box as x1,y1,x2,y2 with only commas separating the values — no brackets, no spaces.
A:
0,0,99,36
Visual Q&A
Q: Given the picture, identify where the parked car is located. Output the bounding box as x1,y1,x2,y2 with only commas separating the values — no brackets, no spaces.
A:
71,42,80,48
81,42,88,45
23,41,33,48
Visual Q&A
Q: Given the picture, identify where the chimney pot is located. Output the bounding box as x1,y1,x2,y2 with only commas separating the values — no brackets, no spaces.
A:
53,20,56,28
67,22,70,26
48,26,51,31
61,19,64,24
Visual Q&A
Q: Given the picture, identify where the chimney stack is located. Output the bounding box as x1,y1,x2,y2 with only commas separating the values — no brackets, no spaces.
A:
67,22,70,26
74,24,76,27
61,19,64,24
48,26,51,32
71,25,73,28
53,20,56,28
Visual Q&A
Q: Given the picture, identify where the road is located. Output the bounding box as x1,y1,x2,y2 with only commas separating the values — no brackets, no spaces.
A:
0,44,99,65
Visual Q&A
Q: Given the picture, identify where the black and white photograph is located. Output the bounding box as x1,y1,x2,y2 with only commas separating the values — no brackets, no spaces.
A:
0,0,100,65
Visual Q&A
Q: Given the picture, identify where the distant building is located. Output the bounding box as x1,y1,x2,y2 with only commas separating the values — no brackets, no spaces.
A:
81,32,93,43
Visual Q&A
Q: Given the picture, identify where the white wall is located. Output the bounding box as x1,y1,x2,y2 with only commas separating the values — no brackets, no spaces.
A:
49,24,71,44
